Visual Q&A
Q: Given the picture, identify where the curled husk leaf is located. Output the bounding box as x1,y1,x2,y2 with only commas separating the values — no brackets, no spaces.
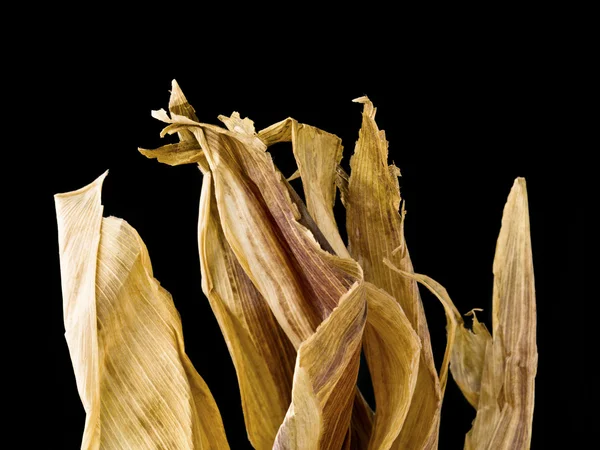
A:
55,172,229,449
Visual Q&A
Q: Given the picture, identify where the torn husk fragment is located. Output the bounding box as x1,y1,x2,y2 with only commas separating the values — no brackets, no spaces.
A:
55,172,229,449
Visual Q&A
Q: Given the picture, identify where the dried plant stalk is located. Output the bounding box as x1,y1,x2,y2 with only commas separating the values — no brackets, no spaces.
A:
55,172,229,449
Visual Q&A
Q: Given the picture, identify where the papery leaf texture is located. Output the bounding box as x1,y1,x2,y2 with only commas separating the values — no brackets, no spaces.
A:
58,79,537,450
55,172,229,449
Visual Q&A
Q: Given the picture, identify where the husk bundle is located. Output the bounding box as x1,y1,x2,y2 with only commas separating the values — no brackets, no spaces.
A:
56,81,536,449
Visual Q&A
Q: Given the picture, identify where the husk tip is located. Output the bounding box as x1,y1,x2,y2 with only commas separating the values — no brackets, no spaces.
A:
352,95,370,104
54,170,108,200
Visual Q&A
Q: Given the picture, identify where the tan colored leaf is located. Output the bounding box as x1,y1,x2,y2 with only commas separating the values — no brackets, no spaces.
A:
362,283,421,450
450,310,491,408
258,118,348,256
466,177,537,449
346,96,441,449
192,120,366,448
199,171,297,449
139,140,206,166
55,172,229,449
189,121,365,448
273,280,367,450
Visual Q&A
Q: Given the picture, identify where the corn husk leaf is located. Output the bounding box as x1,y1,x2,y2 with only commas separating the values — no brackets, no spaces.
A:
193,119,365,449
346,97,442,449
465,177,537,450
361,283,422,449
273,279,367,449
258,118,348,257
258,116,422,449
55,172,229,449
199,170,297,449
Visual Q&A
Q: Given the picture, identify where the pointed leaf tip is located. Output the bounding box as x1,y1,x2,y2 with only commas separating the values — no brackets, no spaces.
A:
54,170,108,200
352,96,370,104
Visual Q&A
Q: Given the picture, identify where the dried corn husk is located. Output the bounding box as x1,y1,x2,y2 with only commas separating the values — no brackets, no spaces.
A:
140,81,424,449
345,97,442,449
55,172,229,449
91,80,537,450
466,178,537,449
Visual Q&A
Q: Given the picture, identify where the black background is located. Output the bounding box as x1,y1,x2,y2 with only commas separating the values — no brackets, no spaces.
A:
35,24,587,449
